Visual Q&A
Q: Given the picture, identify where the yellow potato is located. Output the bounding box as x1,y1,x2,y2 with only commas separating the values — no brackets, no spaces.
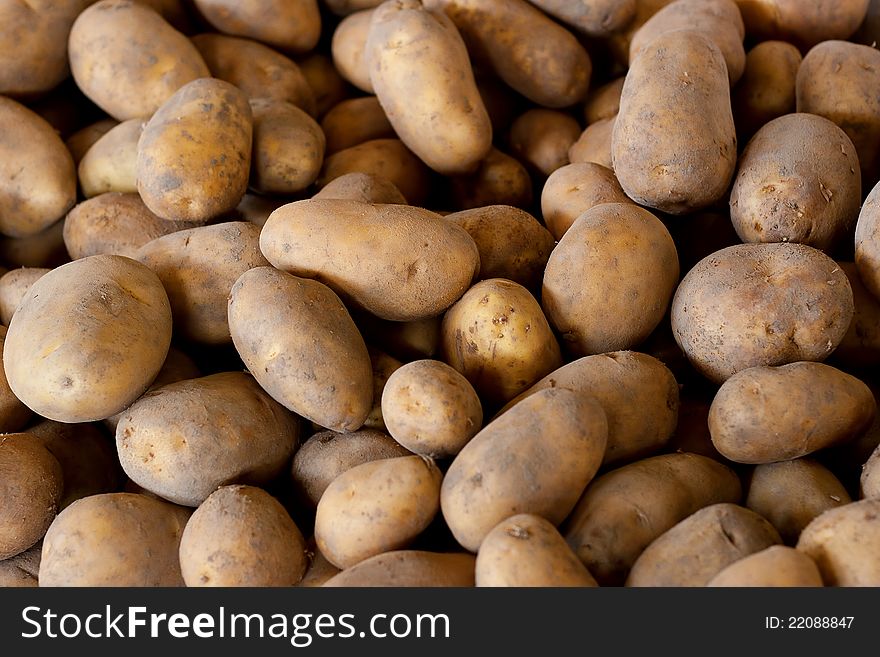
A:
331,9,375,94
296,53,350,118
733,41,802,141
323,550,475,587
312,172,407,204
449,148,533,210
862,443,880,498
584,76,624,124
321,96,394,154
568,117,614,170
0,268,49,326
65,118,118,166
191,0,321,54
509,109,582,177
78,118,145,198
707,545,824,587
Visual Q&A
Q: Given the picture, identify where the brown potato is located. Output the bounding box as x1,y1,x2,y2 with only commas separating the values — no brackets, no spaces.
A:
855,180,880,301
323,550,475,587
568,116,614,170
0,220,68,269
607,0,676,65
78,118,145,198
0,330,30,433
707,545,824,587
449,148,533,210
584,77,624,124
297,544,341,587
312,172,407,204
65,118,118,166
321,96,394,154
862,443,880,498
0,543,41,588
509,109,581,177
192,0,321,54
296,53,350,118
735,0,869,49
325,0,383,14
526,0,636,37
364,347,403,431
234,194,290,228
834,262,880,369
359,314,442,361
0,268,49,326
668,211,741,274
332,9,375,94
733,41,802,142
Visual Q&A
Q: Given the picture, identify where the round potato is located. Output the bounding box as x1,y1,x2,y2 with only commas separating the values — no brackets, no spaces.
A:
0,268,49,326
509,109,582,177
323,550,475,587
359,314,442,361
449,148,533,210
78,118,145,198
855,180,880,301
568,116,614,170
0,219,68,270
331,9,375,94
707,545,824,587
584,77,624,124
0,543,41,588
296,53,350,118
312,172,407,204
297,544,341,587
321,96,394,155
65,118,118,166
234,194,289,228
192,0,321,54
733,41,802,142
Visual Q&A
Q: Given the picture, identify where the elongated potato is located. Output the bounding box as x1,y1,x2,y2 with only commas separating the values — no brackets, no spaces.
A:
613,30,736,214
192,0,321,54
260,199,479,321
323,550,475,587
707,546,824,587
312,172,407,204
0,268,49,326
78,118,144,199
332,9,375,94
565,453,742,585
736,0,869,49
449,148,533,210
65,118,118,166
526,0,636,37
441,388,608,552
509,109,581,176
477,514,597,587
733,41,802,141
228,266,372,432
321,97,394,154
568,117,614,170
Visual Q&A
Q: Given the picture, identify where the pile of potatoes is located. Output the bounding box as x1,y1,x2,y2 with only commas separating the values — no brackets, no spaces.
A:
2,0,880,589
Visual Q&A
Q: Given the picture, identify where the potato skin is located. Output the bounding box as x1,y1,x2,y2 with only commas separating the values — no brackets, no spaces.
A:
323,550,475,587
565,453,742,585
39,493,190,587
862,444,880,498
192,0,321,54
298,545,341,587
449,148,533,211
297,53,350,118
710,363,876,464
671,243,854,383
729,114,861,252
441,388,608,552
78,118,144,198
0,543,41,588
321,97,394,155
4,255,172,423
735,0,869,49
116,372,300,506
179,485,308,587
66,118,118,166
228,267,372,432
584,77,624,124
526,0,636,37
733,41,802,142
312,172,407,204
835,262,880,369
0,268,49,326
0,97,77,238
541,162,631,241
855,180,880,301
68,0,209,121
707,545,824,587
315,455,442,569
331,9,375,94
627,503,782,586
509,109,581,177
568,117,614,170
477,514,597,587
0,332,31,433
260,199,479,322
612,30,736,214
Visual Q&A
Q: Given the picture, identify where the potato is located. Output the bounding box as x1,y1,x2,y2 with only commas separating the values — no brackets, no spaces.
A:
710,363,876,464
855,181,880,301
0,543,41,588
541,163,632,241
449,148,533,210
733,41,802,142
543,203,679,357
729,114,861,252
359,314,442,361
607,0,676,65
191,0,321,54
0,219,68,270
671,243,854,383
65,118,118,166
735,0,869,49
665,390,725,461
321,97,394,154
863,444,880,498
228,266,372,431
627,503,782,586
296,53,350,118
191,33,316,116
137,221,267,344
509,109,581,177
68,0,209,121
796,499,880,586
179,485,307,587
313,172,407,204
565,453,741,585
318,138,431,205
325,0,383,14
363,347,403,431
668,211,741,274
0,434,63,559
249,98,325,194
584,77,624,124
234,194,289,228
707,545,824,587
297,544,341,587
502,351,679,466
0,267,49,326
442,388,608,552
4,255,172,423
0,330,30,433
323,550,475,587
64,193,200,261
526,0,636,37
315,455,442,568
40,493,190,587
568,117,614,170
77,118,144,199
746,459,852,545
424,0,591,108
444,206,555,290
797,41,880,183
0,97,77,238
612,30,736,214
332,9,375,94
440,279,562,407
136,78,253,223
477,514,597,587
116,372,299,506
834,262,880,369
260,199,479,321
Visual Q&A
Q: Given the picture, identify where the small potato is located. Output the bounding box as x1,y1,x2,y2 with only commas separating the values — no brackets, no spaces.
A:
0,97,77,238
359,314,442,361
228,267,372,431
78,118,145,198
260,199,479,322
627,503,782,587
192,0,321,54
568,117,614,170
834,262,880,369
296,53,350,118
137,222,268,344
382,359,482,458
449,148,533,210
332,9,375,94
0,434,63,559
543,203,679,357
4,255,172,423
191,33,316,116
444,206,555,290
797,499,880,586
321,97,394,154
298,544,341,587
509,109,582,177
540,162,632,240
0,220,68,269
584,77,624,124
137,78,253,223
68,1,209,121
323,550,475,587
733,41,802,142
671,243,854,383
0,268,49,326
441,388,608,552
736,0,869,49
526,0,636,37
364,347,404,431
313,172,407,204
234,194,289,228
440,279,562,408
668,210,743,274
862,444,880,498
249,98,325,194
116,372,300,506
179,485,308,587
477,514,597,587
65,119,118,166
729,114,861,251
39,493,190,587
0,543,41,588
315,455,442,568
607,0,677,65
707,546,824,587
0,330,31,433
710,363,876,464
746,459,852,544
855,180,880,301
565,453,741,585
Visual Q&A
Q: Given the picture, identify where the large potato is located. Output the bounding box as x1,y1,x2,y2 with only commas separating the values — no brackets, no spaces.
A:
192,0,321,54
565,453,742,585
671,243,854,383
312,172,407,204
707,545,824,587
526,0,635,37
323,550,475,587
260,199,479,321
449,148,533,210
116,372,300,506
441,388,608,552
733,41,802,141
509,109,581,177
78,118,144,199
735,0,869,49
321,97,394,154
331,9,375,94
4,255,172,423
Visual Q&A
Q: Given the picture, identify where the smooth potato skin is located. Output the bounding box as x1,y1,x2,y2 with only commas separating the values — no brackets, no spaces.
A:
862,444,880,498
312,172,407,204
0,268,49,326
707,545,824,587
321,97,394,155
331,9,375,94
323,550,475,587
835,262,880,368
297,546,341,587
584,77,624,124
449,148,533,210
855,180,880,301
66,118,118,166
228,267,372,432
297,53,350,118
0,543,41,588
568,117,614,170
735,0,869,49
509,109,580,177
733,41,802,141
78,118,144,198
0,333,31,433
193,0,321,54
527,0,636,37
